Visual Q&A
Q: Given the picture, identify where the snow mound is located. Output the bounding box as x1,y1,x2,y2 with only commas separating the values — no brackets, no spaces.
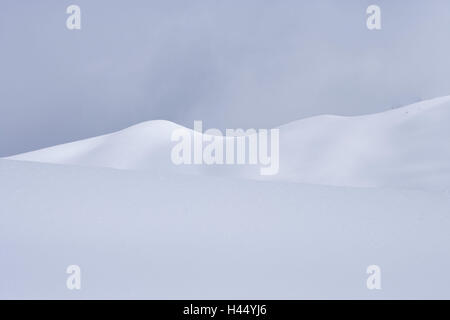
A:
7,96,450,190
274,95,450,189
7,120,203,176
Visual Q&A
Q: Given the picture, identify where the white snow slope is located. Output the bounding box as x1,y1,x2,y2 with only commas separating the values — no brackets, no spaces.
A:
2,96,450,299
8,96,450,190
1,159,450,299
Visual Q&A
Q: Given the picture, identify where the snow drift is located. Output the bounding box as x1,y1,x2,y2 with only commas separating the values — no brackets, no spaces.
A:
2,96,450,299
7,96,450,190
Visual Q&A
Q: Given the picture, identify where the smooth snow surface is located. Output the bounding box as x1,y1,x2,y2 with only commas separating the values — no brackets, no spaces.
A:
1,159,450,299
2,96,450,299
8,96,450,190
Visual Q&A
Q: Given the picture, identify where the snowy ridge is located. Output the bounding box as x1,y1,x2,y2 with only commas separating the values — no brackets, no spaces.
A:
7,95,450,190
2,96,450,299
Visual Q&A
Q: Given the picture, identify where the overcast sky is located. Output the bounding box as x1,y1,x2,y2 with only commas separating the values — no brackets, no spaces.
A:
1,0,450,156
